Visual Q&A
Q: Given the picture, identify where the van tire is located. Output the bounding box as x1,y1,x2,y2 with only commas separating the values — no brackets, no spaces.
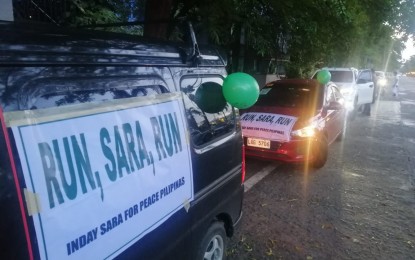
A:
311,136,328,169
197,221,227,260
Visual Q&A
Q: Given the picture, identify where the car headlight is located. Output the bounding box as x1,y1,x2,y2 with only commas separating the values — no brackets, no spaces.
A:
378,78,386,86
291,126,316,138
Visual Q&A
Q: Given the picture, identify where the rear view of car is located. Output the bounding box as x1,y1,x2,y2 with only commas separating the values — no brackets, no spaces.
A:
313,67,375,115
241,79,346,169
312,68,357,111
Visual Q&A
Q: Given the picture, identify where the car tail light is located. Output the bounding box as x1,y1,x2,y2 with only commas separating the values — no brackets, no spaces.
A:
242,145,246,184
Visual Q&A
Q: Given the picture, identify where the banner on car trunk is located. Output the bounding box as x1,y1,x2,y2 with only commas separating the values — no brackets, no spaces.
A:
5,93,193,260
240,112,297,141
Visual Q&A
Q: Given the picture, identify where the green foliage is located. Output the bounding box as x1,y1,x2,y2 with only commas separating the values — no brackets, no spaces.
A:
36,0,415,76
402,56,415,73
64,0,145,34
64,0,119,26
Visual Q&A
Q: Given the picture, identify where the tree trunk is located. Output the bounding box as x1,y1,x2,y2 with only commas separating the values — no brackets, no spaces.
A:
143,0,173,39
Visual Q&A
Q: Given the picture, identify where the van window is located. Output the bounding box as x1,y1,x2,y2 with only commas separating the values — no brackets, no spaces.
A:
314,71,354,83
181,77,235,146
18,78,169,110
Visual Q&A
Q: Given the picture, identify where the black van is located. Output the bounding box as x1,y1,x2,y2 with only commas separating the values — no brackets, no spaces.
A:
0,21,244,259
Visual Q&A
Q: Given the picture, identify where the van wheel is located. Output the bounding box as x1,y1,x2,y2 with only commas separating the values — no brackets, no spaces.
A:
197,221,227,260
311,136,328,169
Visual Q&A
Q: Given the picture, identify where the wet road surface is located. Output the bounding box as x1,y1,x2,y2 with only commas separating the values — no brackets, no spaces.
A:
228,76,415,259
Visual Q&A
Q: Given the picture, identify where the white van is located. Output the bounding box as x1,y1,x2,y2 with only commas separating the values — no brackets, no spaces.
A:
0,21,244,260
312,67,375,112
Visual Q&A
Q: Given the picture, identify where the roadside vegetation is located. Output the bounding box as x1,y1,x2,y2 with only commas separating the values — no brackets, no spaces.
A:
402,56,415,74
16,0,415,76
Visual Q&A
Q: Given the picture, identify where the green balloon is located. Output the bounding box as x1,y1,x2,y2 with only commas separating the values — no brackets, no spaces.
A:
222,72,259,109
317,70,331,84
194,82,227,113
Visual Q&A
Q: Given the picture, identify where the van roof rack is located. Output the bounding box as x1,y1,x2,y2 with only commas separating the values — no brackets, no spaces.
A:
0,20,223,66
77,19,202,66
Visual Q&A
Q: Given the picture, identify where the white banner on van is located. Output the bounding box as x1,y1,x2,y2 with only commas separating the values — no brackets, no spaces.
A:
9,95,193,260
240,112,297,142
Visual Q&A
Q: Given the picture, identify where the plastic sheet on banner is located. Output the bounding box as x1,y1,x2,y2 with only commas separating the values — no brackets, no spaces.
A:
4,93,194,260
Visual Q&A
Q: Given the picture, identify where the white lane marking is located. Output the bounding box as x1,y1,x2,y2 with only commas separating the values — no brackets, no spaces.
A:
244,164,278,192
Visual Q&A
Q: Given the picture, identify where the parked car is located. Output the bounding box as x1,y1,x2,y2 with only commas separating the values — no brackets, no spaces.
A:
0,21,244,260
240,79,346,169
312,67,375,114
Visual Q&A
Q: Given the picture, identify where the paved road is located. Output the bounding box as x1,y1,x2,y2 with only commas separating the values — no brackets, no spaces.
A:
228,76,415,259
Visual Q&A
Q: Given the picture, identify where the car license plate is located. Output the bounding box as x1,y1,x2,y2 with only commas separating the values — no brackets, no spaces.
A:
247,137,271,149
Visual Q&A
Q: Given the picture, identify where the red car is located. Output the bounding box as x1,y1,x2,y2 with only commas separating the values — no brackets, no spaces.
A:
241,79,346,168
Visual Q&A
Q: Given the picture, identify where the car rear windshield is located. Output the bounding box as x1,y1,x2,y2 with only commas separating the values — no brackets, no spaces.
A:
330,71,354,83
314,70,354,83
256,84,321,109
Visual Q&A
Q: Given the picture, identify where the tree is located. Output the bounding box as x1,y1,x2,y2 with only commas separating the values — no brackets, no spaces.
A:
14,0,415,77
402,56,415,73
62,0,120,27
